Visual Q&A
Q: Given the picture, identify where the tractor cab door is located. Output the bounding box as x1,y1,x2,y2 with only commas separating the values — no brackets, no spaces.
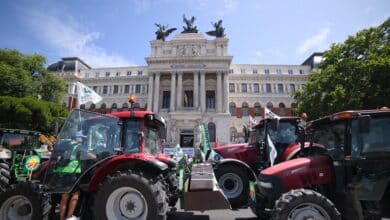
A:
350,116,390,203
44,110,121,193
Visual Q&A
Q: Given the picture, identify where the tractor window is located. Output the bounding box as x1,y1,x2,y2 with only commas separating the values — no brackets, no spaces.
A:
312,122,346,160
351,117,390,156
124,120,141,153
144,127,159,155
268,121,298,147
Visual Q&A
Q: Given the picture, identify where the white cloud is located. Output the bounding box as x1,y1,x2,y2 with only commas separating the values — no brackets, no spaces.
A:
26,11,134,68
255,51,262,58
297,27,330,54
222,0,239,13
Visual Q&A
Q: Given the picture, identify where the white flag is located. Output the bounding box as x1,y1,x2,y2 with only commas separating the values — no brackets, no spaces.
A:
267,134,277,166
76,82,102,106
264,107,281,120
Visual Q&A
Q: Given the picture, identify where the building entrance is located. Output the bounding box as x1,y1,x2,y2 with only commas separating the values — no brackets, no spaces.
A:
180,130,194,147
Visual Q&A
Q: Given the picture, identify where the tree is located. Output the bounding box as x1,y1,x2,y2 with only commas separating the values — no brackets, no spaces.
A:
0,49,68,133
294,18,390,119
0,49,67,103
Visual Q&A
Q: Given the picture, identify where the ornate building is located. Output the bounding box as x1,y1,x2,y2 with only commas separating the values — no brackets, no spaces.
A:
48,28,322,147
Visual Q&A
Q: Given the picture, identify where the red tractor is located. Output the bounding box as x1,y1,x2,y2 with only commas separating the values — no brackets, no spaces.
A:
250,109,390,220
0,109,178,219
211,117,323,208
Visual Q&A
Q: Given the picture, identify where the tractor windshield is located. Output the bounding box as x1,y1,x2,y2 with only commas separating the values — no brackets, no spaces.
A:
44,109,121,193
267,121,298,148
351,116,390,157
0,132,40,150
311,122,346,160
144,118,163,155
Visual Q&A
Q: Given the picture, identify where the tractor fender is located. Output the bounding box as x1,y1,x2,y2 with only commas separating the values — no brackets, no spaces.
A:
214,158,257,181
87,154,168,192
280,142,325,161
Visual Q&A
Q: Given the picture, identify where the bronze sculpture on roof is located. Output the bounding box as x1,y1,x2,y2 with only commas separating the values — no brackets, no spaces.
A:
182,15,198,33
206,20,225,38
155,23,177,41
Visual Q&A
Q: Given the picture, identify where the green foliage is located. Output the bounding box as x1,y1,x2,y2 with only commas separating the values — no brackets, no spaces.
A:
294,18,390,119
0,49,68,133
0,96,67,133
0,49,66,103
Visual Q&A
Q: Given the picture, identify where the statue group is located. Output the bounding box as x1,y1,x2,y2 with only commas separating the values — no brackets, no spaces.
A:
155,15,225,41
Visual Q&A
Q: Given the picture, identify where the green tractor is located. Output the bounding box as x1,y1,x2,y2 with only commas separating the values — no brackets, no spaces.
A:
0,128,51,191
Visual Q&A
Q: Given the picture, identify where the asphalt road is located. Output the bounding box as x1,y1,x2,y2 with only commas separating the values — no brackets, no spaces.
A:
167,206,257,220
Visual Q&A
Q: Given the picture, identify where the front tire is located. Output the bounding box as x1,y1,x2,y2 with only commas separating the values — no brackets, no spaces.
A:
272,189,341,220
215,165,249,209
0,160,10,192
0,182,50,220
166,172,179,207
92,170,168,220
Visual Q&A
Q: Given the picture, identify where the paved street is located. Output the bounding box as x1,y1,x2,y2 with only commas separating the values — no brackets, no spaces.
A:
168,206,257,220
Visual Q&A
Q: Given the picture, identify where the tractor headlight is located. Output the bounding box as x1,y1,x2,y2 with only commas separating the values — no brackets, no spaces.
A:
259,181,273,189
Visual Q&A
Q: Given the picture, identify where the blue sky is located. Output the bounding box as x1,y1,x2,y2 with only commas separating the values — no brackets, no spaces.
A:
0,0,389,68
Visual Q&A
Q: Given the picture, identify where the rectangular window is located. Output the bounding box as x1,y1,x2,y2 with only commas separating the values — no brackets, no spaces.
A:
241,83,247,93
288,69,293,75
106,72,110,77
127,71,132,76
266,84,272,93
290,84,295,93
253,83,259,93
229,69,234,74
124,85,130,94
116,72,120,77
278,84,284,93
137,71,142,76
253,69,258,74
299,69,304,74
113,85,119,94
95,72,100,78
184,91,193,107
264,69,270,74
93,86,98,92
206,91,215,109
85,72,89,78
276,69,282,74
103,86,108,95
162,91,170,109
135,84,141,94
240,69,246,74
229,83,235,92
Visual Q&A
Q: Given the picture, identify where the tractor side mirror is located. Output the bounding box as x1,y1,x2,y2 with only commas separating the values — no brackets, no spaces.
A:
358,115,371,133
270,119,279,131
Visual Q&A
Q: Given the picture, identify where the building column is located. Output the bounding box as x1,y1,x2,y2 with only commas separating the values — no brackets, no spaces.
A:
223,71,229,113
176,72,183,110
153,73,160,113
200,71,206,112
216,71,222,113
147,74,154,111
193,72,199,110
170,72,176,112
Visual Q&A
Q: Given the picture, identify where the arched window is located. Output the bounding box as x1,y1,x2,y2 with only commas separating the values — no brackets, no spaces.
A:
133,103,140,110
229,102,236,116
230,127,237,142
122,103,129,111
208,122,216,142
254,102,261,116
111,103,117,112
291,103,297,116
100,103,107,114
90,103,96,110
242,102,249,117
279,103,286,116
266,102,273,110
80,104,85,109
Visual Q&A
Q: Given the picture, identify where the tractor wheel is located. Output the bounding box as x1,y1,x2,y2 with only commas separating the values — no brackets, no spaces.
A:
215,165,249,209
0,182,50,220
0,160,10,192
92,170,168,220
166,172,179,207
272,189,341,220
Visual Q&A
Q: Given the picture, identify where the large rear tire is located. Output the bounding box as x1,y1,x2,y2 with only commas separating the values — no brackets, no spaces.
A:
92,170,168,220
272,189,341,220
0,160,10,192
215,165,249,209
0,182,50,220
166,172,179,207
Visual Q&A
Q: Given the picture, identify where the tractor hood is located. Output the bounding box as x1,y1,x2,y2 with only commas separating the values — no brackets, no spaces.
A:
258,155,333,196
214,143,248,155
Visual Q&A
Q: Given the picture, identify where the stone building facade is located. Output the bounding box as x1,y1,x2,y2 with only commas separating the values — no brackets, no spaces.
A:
49,32,321,147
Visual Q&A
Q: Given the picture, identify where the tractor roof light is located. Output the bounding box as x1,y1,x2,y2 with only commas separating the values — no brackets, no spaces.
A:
332,112,353,120
128,94,136,104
